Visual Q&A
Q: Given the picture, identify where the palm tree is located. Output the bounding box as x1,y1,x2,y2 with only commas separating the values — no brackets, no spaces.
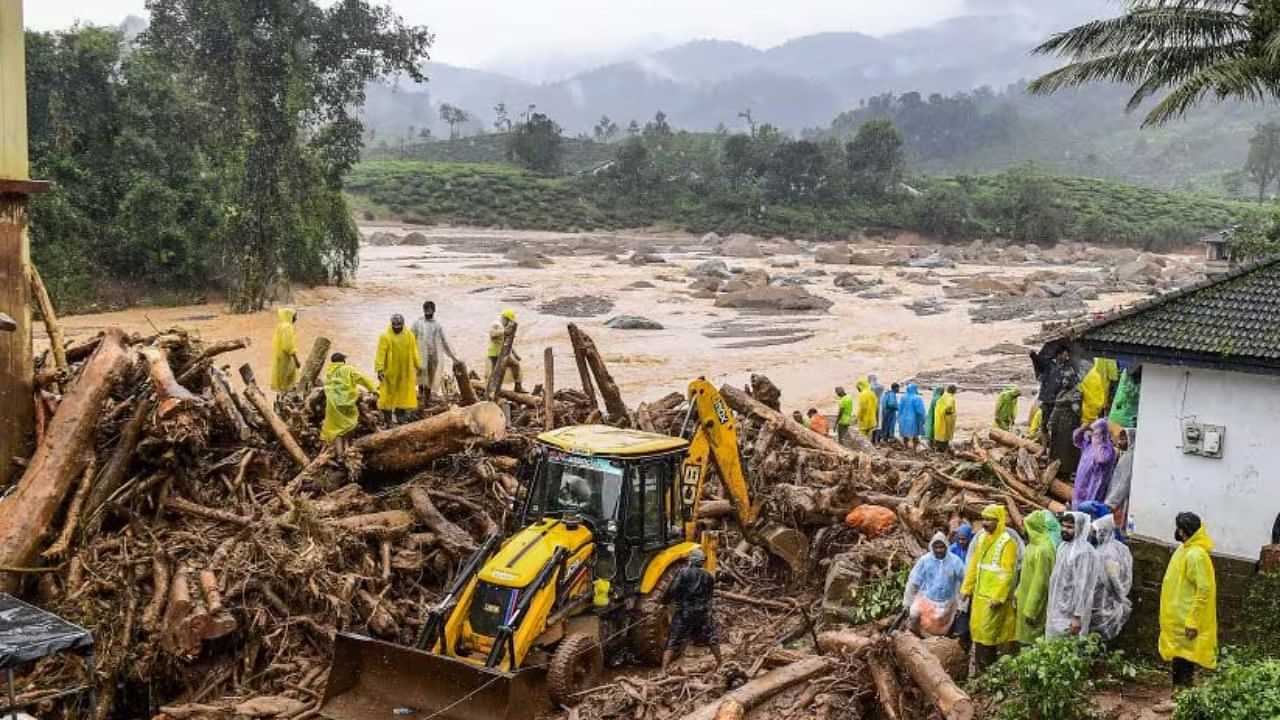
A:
1029,1,1280,127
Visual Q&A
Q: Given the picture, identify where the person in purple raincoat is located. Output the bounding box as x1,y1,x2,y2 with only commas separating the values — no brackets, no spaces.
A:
1072,418,1117,509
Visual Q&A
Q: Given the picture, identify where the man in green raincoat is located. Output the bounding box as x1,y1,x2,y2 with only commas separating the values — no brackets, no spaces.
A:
924,387,944,444
994,386,1021,431
1014,510,1056,644
321,353,376,453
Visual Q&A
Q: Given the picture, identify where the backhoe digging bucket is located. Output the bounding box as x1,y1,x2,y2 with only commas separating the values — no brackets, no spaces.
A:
755,521,809,578
320,633,548,720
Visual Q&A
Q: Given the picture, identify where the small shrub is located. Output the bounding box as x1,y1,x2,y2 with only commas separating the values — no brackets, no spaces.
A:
1174,652,1280,720
847,567,909,625
973,635,1136,720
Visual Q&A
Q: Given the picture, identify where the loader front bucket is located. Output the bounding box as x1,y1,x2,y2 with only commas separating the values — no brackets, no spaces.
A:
320,632,548,720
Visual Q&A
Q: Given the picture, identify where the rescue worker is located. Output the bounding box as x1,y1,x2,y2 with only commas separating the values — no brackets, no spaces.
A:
1028,405,1043,438
807,408,830,436
933,385,958,452
878,382,900,444
487,309,524,393
1091,514,1133,641
320,353,376,454
375,314,421,425
1079,357,1120,426
1014,510,1057,644
1072,419,1117,509
411,300,459,406
924,386,944,446
994,386,1020,431
835,387,854,444
949,522,973,562
961,505,1018,674
898,383,927,450
1029,345,1072,430
1160,512,1217,686
856,379,878,439
904,532,967,637
793,410,808,427
1108,367,1140,429
1046,511,1103,638
661,547,722,671
270,308,301,392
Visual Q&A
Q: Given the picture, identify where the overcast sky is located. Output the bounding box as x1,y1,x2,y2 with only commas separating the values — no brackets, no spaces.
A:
25,0,986,78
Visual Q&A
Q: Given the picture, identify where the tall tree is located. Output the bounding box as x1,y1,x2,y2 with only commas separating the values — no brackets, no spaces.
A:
508,113,563,174
593,115,619,141
846,119,904,198
145,0,432,311
439,103,470,139
1246,121,1280,202
493,102,511,132
1029,1,1280,126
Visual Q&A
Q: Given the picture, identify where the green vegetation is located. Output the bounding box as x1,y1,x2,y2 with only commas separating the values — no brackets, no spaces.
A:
363,132,616,174
1174,651,1280,720
845,567,909,625
974,635,1140,720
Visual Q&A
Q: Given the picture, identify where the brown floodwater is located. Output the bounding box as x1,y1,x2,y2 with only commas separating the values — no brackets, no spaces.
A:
52,225,1148,434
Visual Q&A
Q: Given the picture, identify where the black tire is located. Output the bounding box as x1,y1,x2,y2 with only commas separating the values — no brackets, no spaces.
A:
630,566,677,665
547,632,603,706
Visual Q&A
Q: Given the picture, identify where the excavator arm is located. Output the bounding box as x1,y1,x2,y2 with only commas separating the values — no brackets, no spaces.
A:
680,378,807,574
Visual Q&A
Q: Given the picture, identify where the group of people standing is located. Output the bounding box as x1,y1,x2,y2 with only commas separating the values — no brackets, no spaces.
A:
269,302,523,452
800,379,960,452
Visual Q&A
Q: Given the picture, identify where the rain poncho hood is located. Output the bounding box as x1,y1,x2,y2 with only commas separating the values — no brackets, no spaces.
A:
879,387,899,438
962,505,1018,645
1160,525,1218,669
898,384,928,438
1091,514,1133,640
1046,511,1104,637
904,532,967,636
933,391,958,443
1072,419,1117,509
270,308,299,392
1014,510,1057,643
376,324,421,411
994,386,1021,431
1044,511,1064,549
1080,357,1120,426
856,379,878,435
924,387,944,441
321,362,376,442
1108,370,1139,428
949,522,973,561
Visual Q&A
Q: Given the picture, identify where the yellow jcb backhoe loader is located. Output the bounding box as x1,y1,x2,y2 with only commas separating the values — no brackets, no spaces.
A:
319,378,805,720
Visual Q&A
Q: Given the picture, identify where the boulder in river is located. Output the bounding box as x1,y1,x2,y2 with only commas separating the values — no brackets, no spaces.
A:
365,231,400,246
815,244,853,265
400,231,431,246
722,269,770,293
689,259,732,279
721,234,764,258
604,315,665,330
714,286,834,312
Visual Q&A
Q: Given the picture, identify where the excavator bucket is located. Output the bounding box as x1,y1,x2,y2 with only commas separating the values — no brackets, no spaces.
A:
755,521,810,578
320,633,549,720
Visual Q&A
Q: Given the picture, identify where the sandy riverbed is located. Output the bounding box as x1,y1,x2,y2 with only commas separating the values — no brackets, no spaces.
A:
50,225,1155,434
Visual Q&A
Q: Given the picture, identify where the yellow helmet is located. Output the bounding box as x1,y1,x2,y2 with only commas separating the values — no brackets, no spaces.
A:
501,308,517,322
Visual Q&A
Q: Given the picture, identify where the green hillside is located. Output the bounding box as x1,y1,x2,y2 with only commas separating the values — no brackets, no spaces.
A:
362,134,617,174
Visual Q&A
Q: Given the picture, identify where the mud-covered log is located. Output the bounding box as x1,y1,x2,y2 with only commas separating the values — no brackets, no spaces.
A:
28,263,68,376
719,383,875,457
892,631,975,720
713,701,744,720
543,347,555,431
1049,479,1074,504
327,510,414,537
209,366,254,443
567,323,627,421
83,398,153,535
470,380,540,408
698,499,734,519
485,320,518,400
989,427,1043,456
356,589,400,639
143,556,171,632
165,496,253,527
41,456,95,560
816,630,876,657
142,346,203,418
868,652,903,720
680,657,831,720
0,330,131,592
355,402,506,474
452,360,478,406
749,374,782,411
570,336,599,410
297,336,331,394
176,337,249,384
239,363,310,467
407,487,477,557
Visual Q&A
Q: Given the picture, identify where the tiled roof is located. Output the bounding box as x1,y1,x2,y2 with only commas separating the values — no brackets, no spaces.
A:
1076,256,1280,372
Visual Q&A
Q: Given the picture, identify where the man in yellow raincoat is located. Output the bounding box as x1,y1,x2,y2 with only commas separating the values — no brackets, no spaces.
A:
1160,512,1217,686
1079,357,1119,426
271,308,301,392
321,353,376,453
856,379,878,438
933,385,958,451
375,314,421,424
487,309,524,393
961,504,1018,674
1014,509,1056,644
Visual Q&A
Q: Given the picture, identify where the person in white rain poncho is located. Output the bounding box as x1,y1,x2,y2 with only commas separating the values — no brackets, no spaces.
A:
1046,511,1104,638
1091,514,1134,640
903,532,968,636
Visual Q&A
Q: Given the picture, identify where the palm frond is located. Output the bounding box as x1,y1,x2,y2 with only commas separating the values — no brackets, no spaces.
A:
1034,8,1248,58
1027,42,1248,96
1142,55,1275,125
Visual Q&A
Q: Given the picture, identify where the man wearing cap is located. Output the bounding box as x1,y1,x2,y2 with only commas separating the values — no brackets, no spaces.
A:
375,313,421,425
661,547,722,671
487,309,524,393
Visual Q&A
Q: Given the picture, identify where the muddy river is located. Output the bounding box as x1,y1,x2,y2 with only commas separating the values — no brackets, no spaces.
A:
54,226,1154,434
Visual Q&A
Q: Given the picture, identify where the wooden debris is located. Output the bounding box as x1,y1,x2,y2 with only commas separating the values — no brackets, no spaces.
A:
28,263,68,376
679,657,831,720
355,402,506,473
989,427,1043,456
892,631,975,720
297,336,332,394
567,323,627,421
239,363,310,467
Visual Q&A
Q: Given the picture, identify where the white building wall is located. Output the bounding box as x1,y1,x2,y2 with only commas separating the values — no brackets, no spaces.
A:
1130,364,1280,560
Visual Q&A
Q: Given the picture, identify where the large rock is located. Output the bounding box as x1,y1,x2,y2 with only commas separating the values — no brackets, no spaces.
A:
604,315,664,330
365,231,400,246
722,269,770,292
721,234,764,258
1115,256,1162,284
700,232,723,246
848,251,893,267
505,244,551,268
714,286,834,312
908,251,955,269
400,231,431,246
689,259,732,279
821,552,867,625
688,277,723,292
815,244,853,265
833,272,880,291
770,257,800,269
769,237,803,254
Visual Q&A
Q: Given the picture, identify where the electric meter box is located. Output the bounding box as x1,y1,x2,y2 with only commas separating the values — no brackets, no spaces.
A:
1181,421,1225,459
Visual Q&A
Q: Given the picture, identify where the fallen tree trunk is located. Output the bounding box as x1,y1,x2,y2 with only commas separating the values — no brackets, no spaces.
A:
327,510,414,538
452,360,477,406
297,336,331,394
570,338,598,411
543,348,555,431
567,323,628,421
1049,479,1074,504
355,402,506,474
239,364,310,468
0,330,131,592
713,701,744,720
989,427,1043,456
816,630,876,657
209,366,254,443
719,384,874,457
484,321,517,400
892,631,974,720
679,656,831,720
83,398,153,532
470,380,540,408
407,487,478,558
868,652,903,720
697,499,734,519
142,346,203,419
28,263,68,377
175,337,250,385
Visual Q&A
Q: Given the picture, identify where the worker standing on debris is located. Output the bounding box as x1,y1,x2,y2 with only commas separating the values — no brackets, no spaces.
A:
1091,514,1133,641
1160,512,1217,686
807,408,829,436
924,386,944,446
661,547,722,671
856,379,878,439
904,532,967,637
1072,419,1117,509
793,410,808,427
835,387,854,444
271,308,302,392
487,309,525,393
933,385,958,452
375,314,421,425
994,386,1021,431
321,353,376,454
961,505,1019,673
897,384,927,450
1014,510,1056,644
1079,357,1120,426
412,300,458,407
1029,346,1071,430
878,383,900,445
1045,511,1103,638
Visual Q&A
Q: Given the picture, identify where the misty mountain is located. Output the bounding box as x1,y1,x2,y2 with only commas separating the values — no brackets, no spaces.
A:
364,7,1118,138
